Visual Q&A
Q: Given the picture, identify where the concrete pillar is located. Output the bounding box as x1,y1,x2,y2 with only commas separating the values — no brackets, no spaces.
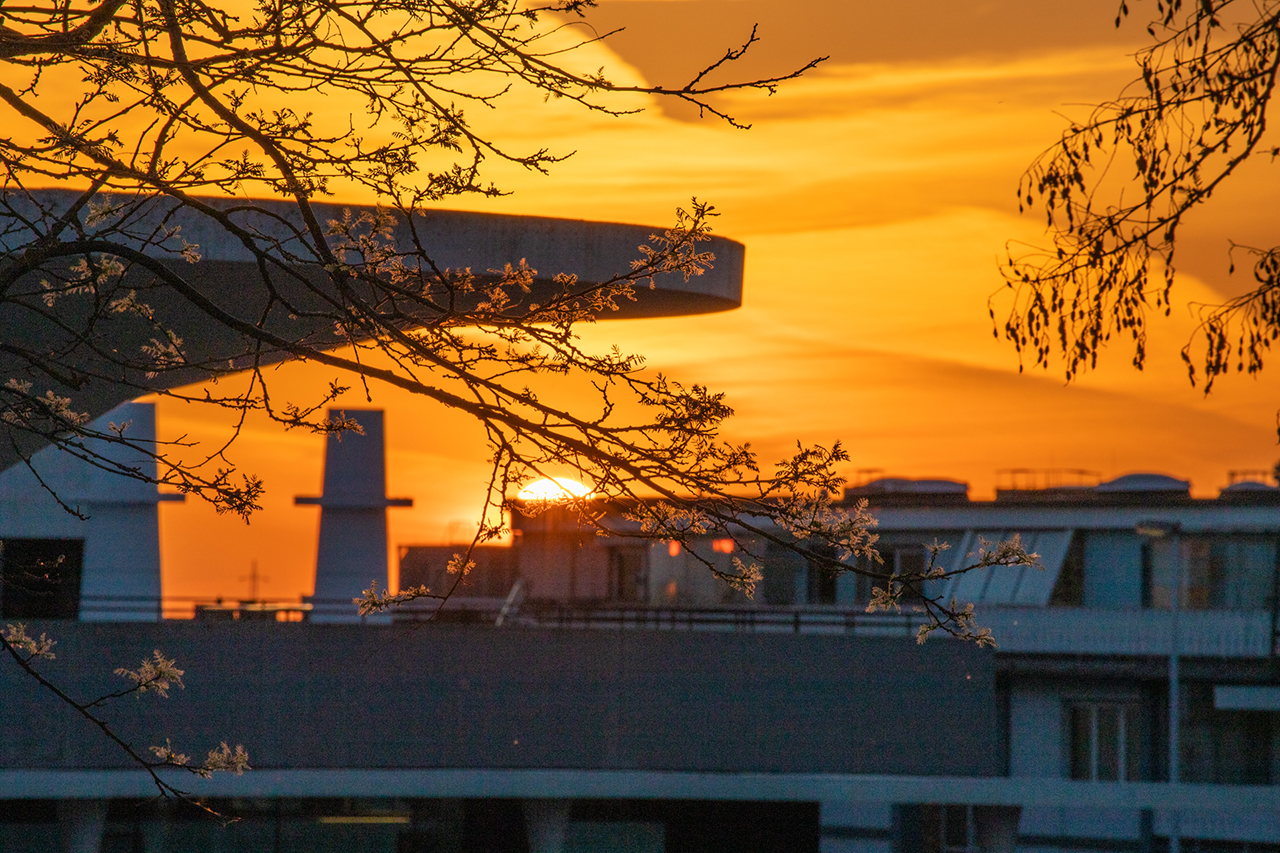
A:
523,799,570,853
57,799,106,853
296,409,411,623
78,403,177,620
0,402,181,621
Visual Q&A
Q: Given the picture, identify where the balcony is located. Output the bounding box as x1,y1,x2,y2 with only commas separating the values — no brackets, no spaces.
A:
979,606,1275,657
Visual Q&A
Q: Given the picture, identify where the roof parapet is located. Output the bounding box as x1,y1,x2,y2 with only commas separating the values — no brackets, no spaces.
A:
843,477,970,506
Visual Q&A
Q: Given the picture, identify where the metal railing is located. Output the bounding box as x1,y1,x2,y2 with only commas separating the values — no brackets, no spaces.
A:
71,593,928,635
394,598,930,636
64,595,1280,653
78,594,337,622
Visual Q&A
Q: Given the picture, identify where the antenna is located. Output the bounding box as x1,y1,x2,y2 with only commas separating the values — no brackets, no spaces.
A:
239,560,269,602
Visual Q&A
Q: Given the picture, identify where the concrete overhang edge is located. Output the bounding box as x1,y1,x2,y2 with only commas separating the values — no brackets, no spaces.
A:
2,769,1278,809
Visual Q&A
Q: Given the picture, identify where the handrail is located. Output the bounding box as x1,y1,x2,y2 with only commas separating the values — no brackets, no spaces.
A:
69,593,928,635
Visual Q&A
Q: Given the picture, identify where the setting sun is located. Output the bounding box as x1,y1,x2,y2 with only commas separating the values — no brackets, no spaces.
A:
516,477,593,503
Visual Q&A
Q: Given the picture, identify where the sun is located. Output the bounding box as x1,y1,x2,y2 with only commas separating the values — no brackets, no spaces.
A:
517,477,592,503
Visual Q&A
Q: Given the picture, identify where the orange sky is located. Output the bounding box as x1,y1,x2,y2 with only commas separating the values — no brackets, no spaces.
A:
140,0,1280,601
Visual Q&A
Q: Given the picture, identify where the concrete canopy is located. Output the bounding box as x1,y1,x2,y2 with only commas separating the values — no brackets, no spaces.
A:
0,190,745,471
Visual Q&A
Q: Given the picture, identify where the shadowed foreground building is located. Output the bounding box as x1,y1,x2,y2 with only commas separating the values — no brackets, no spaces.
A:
3,408,1280,852
0,404,1005,853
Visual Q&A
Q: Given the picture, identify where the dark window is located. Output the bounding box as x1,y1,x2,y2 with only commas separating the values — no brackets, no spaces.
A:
1050,531,1085,605
1145,535,1277,611
888,547,928,603
1203,537,1276,609
761,542,802,605
806,544,838,605
1068,701,1142,781
608,547,648,602
852,547,930,605
1181,683,1273,784
918,804,979,853
842,553,880,605
398,545,516,598
1,538,84,619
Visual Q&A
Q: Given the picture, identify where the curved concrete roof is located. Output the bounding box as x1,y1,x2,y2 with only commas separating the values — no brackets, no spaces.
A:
1096,473,1191,493
4,190,744,319
858,477,969,495
1221,480,1276,493
0,190,745,470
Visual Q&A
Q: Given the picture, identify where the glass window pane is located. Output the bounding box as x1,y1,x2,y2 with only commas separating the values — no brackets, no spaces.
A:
1185,540,1213,609
1210,537,1276,610
1097,705,1120,781
1070,705,1093,780
1125,706,1142,781
898,550,925,576
944,805,968,850
1146,539,1178,609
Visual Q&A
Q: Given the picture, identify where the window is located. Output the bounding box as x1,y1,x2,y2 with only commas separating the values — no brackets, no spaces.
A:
0,538,84,619
806,543,838,604
1203,537,1276,610
607,547,648,602
1068,701,1142,781
1145,535,1277,611
760,542,802,605
847,546,932,605
397,545,516,598
1049,532,1085,605
1181,683,1273,784
919,805,980,853
888,547,929,603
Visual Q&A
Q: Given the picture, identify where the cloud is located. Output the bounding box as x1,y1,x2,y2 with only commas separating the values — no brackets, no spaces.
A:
143,11,1280,592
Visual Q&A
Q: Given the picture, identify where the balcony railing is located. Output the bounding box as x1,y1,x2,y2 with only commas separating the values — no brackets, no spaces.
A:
76,594,931,635
399,598,933,637
65,595,1277,656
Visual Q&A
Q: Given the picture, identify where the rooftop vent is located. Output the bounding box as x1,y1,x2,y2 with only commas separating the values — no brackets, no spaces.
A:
1218,480,1280,503
1095,473,1191,493
1221,480,1277,492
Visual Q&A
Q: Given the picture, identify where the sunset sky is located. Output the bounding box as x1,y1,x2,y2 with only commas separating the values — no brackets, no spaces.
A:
145,0,1280,601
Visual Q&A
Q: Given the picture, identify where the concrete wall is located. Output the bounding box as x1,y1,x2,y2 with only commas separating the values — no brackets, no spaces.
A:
1009,688,1063,779
1082,532,1143,609
0,622,1000,777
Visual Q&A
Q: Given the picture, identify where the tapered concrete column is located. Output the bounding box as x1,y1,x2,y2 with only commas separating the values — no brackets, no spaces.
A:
523,799,570,853
0,402,183,621
296,409,411,623
57,799,106,853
